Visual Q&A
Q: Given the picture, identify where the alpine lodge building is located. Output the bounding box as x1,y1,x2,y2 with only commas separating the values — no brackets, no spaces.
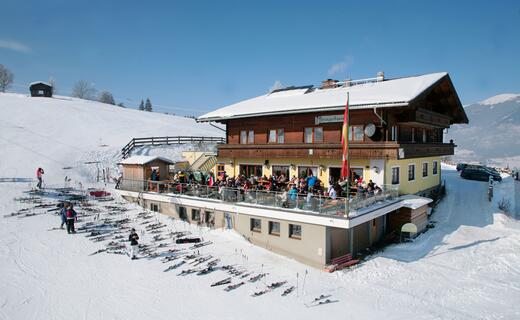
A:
118,72,468,268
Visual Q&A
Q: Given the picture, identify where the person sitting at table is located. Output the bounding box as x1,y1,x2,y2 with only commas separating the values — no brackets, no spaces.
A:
328,185,337,200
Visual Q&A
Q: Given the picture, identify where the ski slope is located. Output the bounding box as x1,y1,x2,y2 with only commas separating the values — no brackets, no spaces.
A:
0,93,222,183
0,93,519,319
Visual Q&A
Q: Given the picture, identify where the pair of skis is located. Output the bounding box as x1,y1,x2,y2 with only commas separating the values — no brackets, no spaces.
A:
305,294,339,307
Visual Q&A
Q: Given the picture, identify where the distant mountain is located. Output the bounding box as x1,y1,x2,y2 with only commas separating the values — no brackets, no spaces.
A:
447,93,520,168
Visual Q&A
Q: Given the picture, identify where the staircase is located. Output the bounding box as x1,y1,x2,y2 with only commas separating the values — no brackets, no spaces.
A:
187,152,218,173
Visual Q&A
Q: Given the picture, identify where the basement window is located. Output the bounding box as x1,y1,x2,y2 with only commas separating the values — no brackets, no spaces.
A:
268,221,280,236
150,203,159,212
289,224,302,239
191,209,200,221
250,218,262,233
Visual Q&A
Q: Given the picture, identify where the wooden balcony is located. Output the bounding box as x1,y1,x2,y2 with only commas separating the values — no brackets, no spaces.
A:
217,142,455,160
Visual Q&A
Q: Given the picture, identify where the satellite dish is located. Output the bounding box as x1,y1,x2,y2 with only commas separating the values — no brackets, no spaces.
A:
364,123,376,137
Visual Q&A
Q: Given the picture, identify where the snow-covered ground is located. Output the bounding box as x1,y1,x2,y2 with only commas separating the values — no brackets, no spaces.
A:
1,93,520,319
0,93,222,183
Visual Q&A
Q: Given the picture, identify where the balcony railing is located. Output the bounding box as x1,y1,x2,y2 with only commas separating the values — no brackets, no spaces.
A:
119,179,399,218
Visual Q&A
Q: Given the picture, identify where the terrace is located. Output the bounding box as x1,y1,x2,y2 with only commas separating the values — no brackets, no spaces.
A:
118,179,400,219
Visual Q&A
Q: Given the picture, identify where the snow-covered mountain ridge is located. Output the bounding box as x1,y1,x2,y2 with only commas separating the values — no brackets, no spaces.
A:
447,93,520,168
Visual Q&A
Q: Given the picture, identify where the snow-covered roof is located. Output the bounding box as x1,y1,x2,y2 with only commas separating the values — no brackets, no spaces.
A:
118,156,175,166
399,194,433,210
198,72,448,122
29,81,52,87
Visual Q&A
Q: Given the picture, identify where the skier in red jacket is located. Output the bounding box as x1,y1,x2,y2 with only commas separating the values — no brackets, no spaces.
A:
36,167,44,189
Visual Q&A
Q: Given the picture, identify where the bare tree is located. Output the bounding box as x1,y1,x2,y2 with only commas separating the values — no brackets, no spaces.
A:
72,80,96,100
98,91,115,105
0,64,14,93
48,76,57,94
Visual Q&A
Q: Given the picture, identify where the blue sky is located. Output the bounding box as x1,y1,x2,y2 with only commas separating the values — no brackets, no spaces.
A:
1,0,519,115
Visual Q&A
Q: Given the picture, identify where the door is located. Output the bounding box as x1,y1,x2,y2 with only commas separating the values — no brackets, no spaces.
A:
329,167,341,184
370,159,385,186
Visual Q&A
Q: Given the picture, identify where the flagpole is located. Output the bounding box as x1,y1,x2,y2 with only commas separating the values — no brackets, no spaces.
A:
346,92,350,218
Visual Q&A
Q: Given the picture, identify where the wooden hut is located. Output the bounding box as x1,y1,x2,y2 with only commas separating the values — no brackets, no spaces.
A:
118,156,174,192
29,81,53,97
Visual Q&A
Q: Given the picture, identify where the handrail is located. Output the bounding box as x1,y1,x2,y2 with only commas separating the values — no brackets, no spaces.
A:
121,136,225,158
118,179,400,218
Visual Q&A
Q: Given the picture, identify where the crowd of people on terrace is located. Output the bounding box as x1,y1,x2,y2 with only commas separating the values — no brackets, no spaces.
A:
147,168,384,202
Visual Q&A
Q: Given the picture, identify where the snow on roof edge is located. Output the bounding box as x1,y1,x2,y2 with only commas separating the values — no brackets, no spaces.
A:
198,72,448,122
29,81,52,87
118,155,175,165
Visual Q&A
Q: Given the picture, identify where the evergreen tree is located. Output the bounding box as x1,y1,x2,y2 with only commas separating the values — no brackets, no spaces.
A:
138,99,145,111
145,98,152,112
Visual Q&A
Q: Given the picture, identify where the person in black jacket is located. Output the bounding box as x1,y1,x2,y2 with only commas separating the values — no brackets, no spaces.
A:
129,228,139,260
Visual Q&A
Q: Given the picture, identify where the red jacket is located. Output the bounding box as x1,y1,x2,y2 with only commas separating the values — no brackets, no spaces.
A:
36,168,44,178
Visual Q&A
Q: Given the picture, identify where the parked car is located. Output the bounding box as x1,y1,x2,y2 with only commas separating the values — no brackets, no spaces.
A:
456,163,467,171
461,167,502,182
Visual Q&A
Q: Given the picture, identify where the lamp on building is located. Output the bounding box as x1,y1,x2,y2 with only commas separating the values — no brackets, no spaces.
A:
290,164,296,170
372,166,380,174
319,165,326,174
264,159,270,169
229,160,234,166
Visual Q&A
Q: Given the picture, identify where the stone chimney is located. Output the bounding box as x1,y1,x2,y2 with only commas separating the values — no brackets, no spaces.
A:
376,71,384,82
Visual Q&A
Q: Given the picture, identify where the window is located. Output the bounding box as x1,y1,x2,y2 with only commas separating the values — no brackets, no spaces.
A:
250,218,262,232
216,164,225,180
289,224,302,239
433,161,438,175
240,130,254,144
239,164,262,177
390,126,397,141
408,164,415,181
298,166,318,178
411,128,416,142
268,221,280,236
350,125,364,141
178,206,187,221
314,127,323,142
150,203,159,212
422,162,428,178
268,128,284,143
422,129,427,143
304,127,323,143
272,165,290,179
392,167,400,185
304,128,313,143
191,209,200,221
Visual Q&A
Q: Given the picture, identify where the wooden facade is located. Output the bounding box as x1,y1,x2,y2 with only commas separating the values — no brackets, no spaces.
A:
219,107,455,160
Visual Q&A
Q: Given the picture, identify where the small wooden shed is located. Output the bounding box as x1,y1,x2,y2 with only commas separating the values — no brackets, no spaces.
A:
389,195,433,235
118,156,174,183
29,81,53,97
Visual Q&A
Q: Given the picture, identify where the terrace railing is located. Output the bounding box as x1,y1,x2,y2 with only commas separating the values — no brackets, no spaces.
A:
119,179,399,218
121,136,226,158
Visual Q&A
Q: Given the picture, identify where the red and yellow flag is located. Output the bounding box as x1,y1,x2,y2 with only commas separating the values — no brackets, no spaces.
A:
341,92,350,179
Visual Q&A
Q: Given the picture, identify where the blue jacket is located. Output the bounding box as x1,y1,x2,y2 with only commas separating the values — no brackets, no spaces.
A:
307,176,317,187
60,207,67,223
288,188,298,200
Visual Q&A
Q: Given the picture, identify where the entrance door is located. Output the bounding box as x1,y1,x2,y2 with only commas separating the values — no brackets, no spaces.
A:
329,167,341,185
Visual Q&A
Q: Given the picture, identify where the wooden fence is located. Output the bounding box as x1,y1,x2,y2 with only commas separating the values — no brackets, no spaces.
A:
121,136,225,158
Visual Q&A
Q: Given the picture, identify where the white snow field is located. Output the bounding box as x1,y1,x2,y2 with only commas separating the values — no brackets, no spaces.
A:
1,93,520,320
0,93,222,183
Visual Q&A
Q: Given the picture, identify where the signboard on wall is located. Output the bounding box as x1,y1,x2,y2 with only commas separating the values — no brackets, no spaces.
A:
315,114,343,125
